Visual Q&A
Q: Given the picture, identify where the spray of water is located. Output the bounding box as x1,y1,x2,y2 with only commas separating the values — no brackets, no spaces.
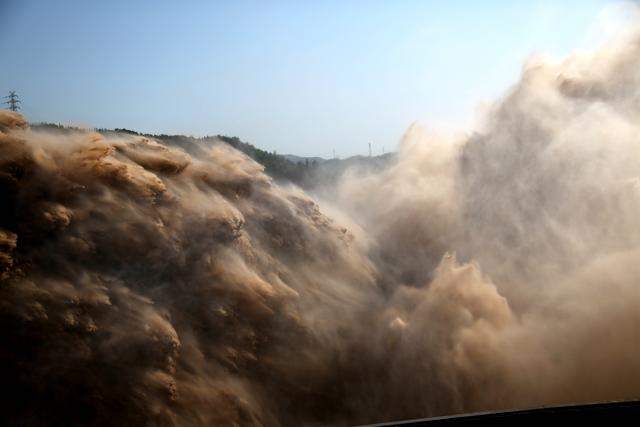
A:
1,13,640,427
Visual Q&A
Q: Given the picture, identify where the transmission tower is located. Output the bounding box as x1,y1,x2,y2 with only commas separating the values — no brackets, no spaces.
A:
4,91,20,112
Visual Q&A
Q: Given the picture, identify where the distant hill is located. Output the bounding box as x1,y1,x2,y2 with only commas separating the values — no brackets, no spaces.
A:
31,123,317,184
282,154,327,165
303,153,396,190
30,122,394,188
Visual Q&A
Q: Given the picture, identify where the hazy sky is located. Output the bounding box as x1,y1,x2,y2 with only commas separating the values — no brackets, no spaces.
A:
0,0,621,157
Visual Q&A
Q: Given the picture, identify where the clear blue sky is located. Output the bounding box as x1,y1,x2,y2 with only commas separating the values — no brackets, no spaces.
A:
0,0,619,157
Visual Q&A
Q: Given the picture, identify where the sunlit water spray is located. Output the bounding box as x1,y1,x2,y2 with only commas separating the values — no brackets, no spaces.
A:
1,14,640,427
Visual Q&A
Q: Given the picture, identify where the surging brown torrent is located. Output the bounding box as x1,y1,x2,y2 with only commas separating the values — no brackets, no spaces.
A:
1,20,640,427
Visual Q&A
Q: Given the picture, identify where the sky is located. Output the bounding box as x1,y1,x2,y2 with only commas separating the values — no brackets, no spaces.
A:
0,0,624,157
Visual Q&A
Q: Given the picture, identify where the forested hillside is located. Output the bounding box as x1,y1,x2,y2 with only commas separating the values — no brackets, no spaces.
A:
31,123,394,188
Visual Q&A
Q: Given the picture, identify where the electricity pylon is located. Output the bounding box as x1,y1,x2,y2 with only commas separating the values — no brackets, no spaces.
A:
4,91,20,112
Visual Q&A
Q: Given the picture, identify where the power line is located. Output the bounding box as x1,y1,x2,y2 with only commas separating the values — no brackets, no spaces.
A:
4,91,20,112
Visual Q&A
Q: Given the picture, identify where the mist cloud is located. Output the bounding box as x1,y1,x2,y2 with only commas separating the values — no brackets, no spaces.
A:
1,13,640,427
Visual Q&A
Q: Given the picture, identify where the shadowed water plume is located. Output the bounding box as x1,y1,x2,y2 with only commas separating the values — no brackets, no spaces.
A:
2,13,640,427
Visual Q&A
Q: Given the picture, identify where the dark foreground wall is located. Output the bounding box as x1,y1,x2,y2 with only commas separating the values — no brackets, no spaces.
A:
367,401,640,426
